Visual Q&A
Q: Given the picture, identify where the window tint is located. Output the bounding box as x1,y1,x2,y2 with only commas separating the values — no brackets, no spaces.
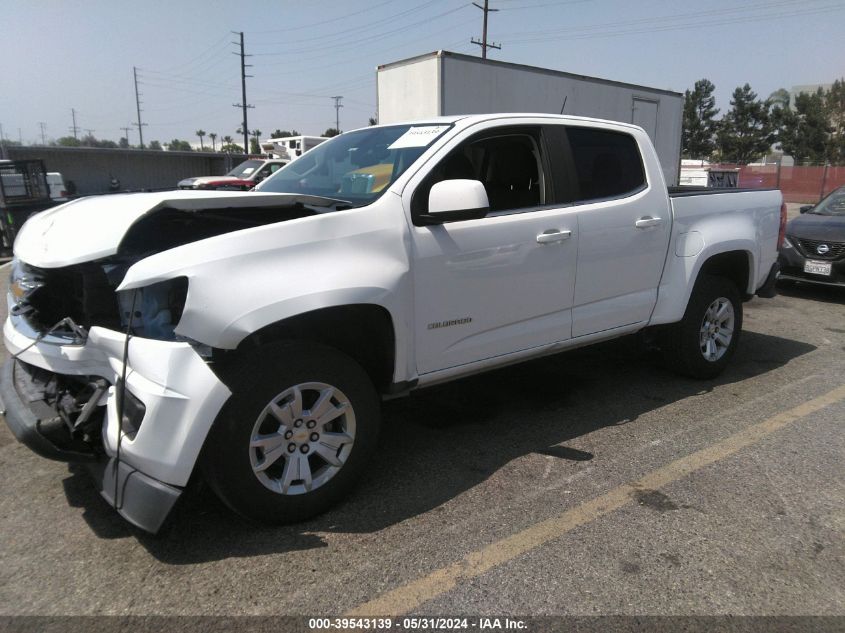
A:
412,130,545,217
565,127,645,202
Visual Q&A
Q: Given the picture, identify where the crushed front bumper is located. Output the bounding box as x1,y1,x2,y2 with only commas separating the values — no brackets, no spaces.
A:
2,315,231,533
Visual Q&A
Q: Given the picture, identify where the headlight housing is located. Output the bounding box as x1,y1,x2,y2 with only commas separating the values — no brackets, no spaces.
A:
117,277,188,340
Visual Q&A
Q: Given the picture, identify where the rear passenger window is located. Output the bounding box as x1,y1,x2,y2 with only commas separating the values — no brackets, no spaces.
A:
566,127,645,202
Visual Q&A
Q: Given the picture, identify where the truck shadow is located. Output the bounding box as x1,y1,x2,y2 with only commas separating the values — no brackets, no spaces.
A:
61,329,815,563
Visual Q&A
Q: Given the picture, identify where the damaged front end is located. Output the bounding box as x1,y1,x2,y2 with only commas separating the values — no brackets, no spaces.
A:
5,258,188,461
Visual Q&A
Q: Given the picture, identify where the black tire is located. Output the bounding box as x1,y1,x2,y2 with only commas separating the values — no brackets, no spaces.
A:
200,340,381,524
662,275,743,379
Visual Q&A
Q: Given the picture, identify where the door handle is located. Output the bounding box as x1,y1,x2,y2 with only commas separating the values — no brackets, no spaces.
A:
635,216,663,229
536,229,572,244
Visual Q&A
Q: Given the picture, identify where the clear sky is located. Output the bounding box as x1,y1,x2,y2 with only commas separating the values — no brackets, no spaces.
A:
1,0,843,146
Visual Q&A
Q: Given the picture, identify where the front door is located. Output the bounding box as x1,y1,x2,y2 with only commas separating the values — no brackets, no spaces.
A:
407,126,579,374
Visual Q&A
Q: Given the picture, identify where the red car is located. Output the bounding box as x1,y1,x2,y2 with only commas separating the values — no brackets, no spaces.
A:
178,159,287,190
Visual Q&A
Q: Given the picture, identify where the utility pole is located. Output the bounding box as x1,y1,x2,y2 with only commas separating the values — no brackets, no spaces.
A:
471,0,501,60
232,31,254,155
120,125,132,145
332,96,343,133
133,66,147,147
84,128,95,138
69,108,80,139
38,122,47,145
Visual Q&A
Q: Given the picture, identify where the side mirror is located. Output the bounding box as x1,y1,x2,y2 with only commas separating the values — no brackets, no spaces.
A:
799,205,813,214
417,179,489,225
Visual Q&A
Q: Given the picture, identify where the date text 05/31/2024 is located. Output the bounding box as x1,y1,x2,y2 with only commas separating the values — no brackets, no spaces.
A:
308,618,527,630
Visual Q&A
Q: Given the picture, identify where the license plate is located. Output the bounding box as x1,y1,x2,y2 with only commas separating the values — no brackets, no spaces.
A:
804,260,832,276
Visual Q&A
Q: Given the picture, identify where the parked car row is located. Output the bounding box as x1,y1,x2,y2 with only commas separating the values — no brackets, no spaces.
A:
177,158,288,191
777,185,845,288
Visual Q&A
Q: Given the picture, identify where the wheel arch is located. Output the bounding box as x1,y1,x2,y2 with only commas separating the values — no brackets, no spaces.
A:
651,243,757,326
215,303,399,395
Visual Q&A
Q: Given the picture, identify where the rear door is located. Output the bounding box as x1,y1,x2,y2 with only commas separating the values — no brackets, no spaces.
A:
548,123,671,337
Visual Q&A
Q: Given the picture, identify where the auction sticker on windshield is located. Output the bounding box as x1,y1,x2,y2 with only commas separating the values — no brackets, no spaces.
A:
388,126,450,149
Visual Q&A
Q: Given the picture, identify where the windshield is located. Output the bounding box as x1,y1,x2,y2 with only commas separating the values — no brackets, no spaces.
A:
810,187,845,216
255,124,452,207
226,160,263,178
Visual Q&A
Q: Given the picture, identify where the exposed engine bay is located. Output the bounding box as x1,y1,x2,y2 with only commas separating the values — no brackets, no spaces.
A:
11,203,322,341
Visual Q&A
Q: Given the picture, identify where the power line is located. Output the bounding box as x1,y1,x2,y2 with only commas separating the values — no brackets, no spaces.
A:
253,3,470,61
471,0,501,59
143,32,233,76
249,0,396,34
250,0,444,50
500,0,830,41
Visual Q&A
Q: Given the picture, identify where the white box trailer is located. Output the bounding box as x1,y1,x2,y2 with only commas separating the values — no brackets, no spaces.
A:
260,135,328,162
377,51,684,185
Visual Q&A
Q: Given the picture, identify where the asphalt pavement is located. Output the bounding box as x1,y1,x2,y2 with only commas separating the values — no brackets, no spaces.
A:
0,248,843,625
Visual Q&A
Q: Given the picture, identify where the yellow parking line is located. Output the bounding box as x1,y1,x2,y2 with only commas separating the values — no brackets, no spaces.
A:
347,383,845,616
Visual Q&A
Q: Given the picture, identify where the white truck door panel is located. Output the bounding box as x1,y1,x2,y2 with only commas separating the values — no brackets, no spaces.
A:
557,124,671,337
572,189,671,336
412,209,578,373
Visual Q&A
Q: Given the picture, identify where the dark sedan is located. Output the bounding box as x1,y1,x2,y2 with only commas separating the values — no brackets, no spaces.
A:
778,186,845,287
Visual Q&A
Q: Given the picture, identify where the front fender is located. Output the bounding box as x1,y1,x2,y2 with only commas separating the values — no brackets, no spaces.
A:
117,200,414,381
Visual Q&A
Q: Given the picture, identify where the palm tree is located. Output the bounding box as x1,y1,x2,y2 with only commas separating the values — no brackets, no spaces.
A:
250,129,262,154
195,129,206,150
221,135,234,153
209,132,217,152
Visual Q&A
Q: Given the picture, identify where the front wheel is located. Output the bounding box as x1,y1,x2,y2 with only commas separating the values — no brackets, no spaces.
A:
662,275,743,379
200,341,381,524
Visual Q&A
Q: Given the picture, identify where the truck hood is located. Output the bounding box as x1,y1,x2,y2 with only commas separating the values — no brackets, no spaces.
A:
13,190,338,268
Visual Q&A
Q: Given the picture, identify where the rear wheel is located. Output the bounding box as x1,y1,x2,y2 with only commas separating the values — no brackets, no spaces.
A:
662,275,743,379
201,341,381,523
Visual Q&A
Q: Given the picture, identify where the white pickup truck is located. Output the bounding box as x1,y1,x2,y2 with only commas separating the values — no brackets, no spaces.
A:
1,114,784,533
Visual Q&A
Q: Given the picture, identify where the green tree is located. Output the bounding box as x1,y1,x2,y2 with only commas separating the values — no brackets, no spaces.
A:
148,140,163,150
717,84,774,164
323,127,340,138
118,137,130,149
55,136,81,147
826,78,845,164
776,88,830,164
209,132,218,151
168,139,193,151
220,135,241,153
682,79,719,159
250,129,262,154
195,129,206,150
271,129,300,138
